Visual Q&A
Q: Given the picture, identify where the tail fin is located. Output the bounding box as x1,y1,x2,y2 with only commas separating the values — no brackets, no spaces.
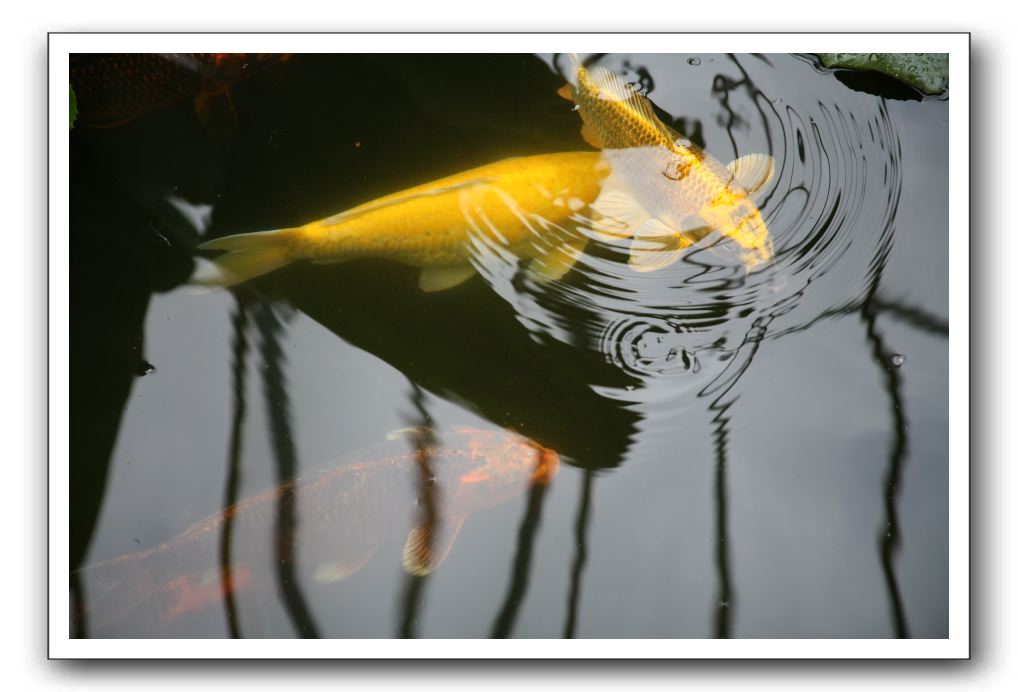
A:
192,227,300,288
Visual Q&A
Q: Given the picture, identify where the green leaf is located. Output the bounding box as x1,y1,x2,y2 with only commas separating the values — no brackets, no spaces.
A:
816,53,949,95
69,83,77,129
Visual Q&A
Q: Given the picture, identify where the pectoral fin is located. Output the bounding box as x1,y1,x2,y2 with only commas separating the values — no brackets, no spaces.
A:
580,122,604,149
588,189,650,241
676,215,715,243
526,237,588,283
727,153,775,198
313,546,379,584
557,83,575,102
402,514,467,577
419,265,477,292
628,219,697,273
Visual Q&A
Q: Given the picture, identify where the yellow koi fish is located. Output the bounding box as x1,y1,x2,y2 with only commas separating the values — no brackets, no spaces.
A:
72,426,559,637
558,57,776,272
195,152,609,291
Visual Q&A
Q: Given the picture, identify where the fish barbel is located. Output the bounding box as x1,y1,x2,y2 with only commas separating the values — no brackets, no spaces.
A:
72,426,559,637
558,56,776,272
194,152,610,292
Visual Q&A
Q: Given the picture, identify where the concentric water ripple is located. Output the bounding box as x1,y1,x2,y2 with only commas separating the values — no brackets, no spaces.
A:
494,53,903,400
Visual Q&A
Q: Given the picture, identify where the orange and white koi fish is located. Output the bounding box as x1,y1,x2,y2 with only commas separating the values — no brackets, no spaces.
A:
72,426,559,636
558,56,776,272
194,152,610,291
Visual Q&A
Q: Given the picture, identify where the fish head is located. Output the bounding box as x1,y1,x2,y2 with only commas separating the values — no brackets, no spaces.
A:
450,427,560,507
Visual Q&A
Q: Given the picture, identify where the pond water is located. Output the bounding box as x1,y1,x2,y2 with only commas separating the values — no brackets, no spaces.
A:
69,53,948,639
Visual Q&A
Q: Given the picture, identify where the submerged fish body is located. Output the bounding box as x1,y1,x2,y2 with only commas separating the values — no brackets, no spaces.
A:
73,426,559,637
70,53,289,136
559,57,776,272
194,151,610,292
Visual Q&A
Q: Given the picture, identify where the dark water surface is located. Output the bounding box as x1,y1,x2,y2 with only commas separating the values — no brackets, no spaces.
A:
69,53,948,638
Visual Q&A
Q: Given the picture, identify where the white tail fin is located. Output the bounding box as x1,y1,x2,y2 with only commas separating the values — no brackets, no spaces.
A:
192,227,301,288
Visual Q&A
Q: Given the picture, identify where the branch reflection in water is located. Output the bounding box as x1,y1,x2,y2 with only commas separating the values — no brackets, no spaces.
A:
563,469,594,638
862,286,911,639
490,480,549,638
397,383,439,639
219,289,252,638
252,301,320,638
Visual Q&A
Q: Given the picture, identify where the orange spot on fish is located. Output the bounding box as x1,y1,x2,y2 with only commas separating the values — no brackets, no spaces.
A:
459,470,492,484
164,564,251,622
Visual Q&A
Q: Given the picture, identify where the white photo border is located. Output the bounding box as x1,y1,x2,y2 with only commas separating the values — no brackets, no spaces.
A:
49,32,969,659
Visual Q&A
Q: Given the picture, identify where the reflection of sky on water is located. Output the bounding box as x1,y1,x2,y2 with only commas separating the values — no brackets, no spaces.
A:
74,54,948,638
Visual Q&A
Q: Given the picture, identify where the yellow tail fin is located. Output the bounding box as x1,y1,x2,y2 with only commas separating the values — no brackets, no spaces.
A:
192,227,300,288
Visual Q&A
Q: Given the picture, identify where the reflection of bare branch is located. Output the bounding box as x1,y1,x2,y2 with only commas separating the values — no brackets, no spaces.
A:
770,297,948,342
220,290,251,638
398,382,438,639
870,296,949,336
709,402,735,639
861,288,911,639
253,302,320,638
700,317,770,639
70,571,86,638
490,481,549,638
563,469,594,638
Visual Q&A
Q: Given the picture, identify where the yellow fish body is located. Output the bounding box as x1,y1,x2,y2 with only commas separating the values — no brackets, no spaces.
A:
195,152,609,291
559,58,775,272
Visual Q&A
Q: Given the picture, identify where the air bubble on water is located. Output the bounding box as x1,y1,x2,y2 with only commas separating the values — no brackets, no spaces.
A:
890,353,905,367
687,57,701,66
138,361,156,376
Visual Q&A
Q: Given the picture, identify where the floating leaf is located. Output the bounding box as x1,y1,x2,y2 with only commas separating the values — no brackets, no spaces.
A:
816,53,948,95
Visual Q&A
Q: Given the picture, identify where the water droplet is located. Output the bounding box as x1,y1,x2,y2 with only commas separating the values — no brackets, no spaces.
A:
890,353,905,367
687,57,701,66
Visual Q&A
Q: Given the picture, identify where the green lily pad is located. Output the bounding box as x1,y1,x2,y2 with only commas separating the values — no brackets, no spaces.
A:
70,83,77,129
816,53,948,95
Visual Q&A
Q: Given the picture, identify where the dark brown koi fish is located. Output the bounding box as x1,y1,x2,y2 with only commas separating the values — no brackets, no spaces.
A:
72,426,558,637
69,53,290,137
